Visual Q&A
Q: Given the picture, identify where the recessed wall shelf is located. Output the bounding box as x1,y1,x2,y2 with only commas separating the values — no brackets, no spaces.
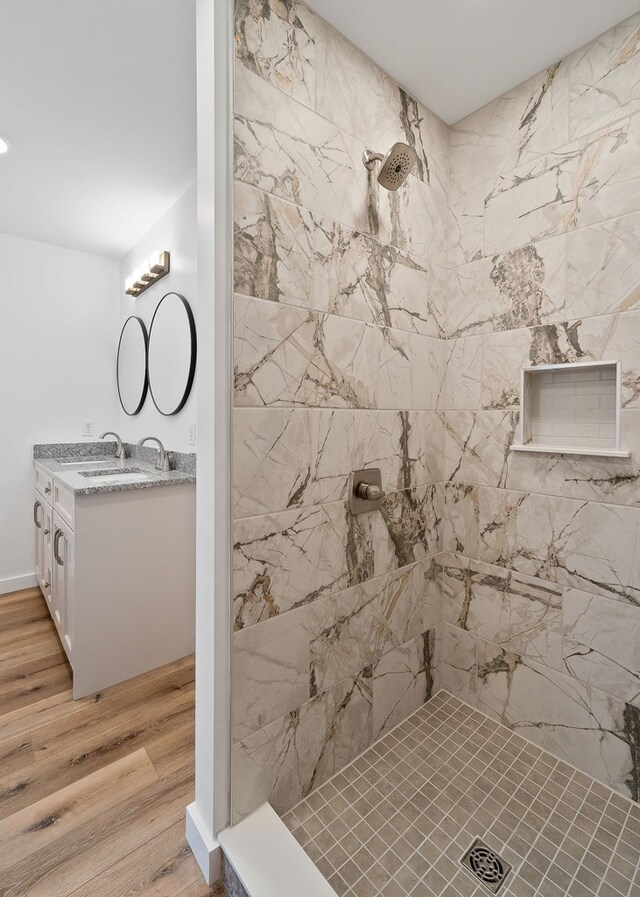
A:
510,360,630,459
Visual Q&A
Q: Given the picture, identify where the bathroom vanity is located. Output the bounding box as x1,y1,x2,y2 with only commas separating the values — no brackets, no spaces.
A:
33,443,196,699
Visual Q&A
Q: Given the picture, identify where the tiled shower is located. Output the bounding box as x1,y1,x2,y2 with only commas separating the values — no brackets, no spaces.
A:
230,1,640,893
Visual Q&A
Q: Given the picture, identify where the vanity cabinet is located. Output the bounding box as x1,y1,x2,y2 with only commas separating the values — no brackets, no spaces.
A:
33,462,195,699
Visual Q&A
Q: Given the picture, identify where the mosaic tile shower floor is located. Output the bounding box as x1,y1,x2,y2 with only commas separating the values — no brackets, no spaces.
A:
282,693,640,897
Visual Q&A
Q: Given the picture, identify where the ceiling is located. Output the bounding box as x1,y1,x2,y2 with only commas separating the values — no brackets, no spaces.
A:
0,0,196,258
307,0,640,124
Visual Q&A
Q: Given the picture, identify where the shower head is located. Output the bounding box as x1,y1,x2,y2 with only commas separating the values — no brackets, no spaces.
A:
362,142,417,191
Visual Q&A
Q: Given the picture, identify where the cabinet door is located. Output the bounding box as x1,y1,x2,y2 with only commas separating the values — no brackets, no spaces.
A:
41,502,53,607
33,494,44,591
52,512,74,661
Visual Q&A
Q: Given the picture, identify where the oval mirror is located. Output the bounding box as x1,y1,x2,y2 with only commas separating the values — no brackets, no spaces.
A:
148,292,197,416
116,316,149,415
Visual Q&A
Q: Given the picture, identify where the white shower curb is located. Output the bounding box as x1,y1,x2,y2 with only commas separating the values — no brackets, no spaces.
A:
218,803,338,897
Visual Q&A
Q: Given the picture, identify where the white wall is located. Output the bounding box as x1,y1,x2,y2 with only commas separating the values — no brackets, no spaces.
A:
117,184,197,453
0,231,120,589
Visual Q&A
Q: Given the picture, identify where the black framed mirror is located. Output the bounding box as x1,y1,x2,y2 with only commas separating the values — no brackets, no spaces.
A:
116,316,149,415
148,292,197,416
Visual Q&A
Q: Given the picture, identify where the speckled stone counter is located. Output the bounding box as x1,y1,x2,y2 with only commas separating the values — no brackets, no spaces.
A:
33,442,196,495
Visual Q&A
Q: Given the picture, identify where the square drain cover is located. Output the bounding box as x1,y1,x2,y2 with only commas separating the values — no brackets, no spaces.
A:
460,838,512,894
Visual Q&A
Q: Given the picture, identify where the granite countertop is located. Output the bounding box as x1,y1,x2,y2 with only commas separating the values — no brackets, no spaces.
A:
33,442,196,496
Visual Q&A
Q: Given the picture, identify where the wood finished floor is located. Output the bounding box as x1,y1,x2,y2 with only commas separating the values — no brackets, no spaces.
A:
0,587,227,897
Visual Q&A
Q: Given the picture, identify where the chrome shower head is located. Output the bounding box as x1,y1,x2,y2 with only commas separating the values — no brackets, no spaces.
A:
362,141,417,191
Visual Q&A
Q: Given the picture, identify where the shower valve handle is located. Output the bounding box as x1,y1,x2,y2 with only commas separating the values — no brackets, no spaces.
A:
355,481,385,501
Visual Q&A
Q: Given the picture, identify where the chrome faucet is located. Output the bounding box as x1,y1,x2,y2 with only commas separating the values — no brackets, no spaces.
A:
100,431,124,459
136,436,171,472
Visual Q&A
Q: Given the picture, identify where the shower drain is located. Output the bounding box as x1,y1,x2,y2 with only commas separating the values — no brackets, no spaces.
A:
460,838,512,894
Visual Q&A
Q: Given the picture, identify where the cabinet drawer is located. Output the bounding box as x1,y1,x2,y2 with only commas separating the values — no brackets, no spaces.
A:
34,465,53,503
53,480,75,530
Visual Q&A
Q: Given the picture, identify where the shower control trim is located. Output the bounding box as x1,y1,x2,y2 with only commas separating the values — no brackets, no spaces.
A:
349,468,385,515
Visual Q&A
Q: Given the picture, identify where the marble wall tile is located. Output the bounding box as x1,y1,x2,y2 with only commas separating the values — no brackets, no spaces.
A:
481,312,640,412
565,212,640,319
235,0,318,108
376,167,451,270
235,60,452,268
232,0,640,818
476,642,638,800
561,410,640,506
374,483,442,569
315,15,410,156
233,294,369,408
234,295,446,410
232,667,373,821
441,557,562,670
478,486,640,606
373,629,439,737
444,411,570,498
234,408,312,517
437,552,469,606
446,238,567,338
423,556,442,633
233,485,441,629
488,239,567,331
234,64,369,234
481,327,532,410
503,449,565,497
442,483,480,557
484,116,640,255
568,12,640,140
234,501,369,629
448,184,485,267
563,588,640,707
446,260,495,338
234,408,445,517
233,605,310,739
439,624,477,706
444,336,482,410
234,182,446,337
308,560,436,695
316,13,449,189
450,63,569,191
444,410,518,488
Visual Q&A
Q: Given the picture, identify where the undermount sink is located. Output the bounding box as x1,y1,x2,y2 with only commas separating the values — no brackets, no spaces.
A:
78,467,150,480
58,457,114,466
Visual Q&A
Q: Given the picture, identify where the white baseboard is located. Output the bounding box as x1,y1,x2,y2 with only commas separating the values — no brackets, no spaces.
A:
218,803,337,897
186,802,223,885
0,574,38,596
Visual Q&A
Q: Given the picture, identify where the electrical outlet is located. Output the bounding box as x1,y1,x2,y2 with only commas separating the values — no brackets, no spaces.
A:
188,423,197,446
81,420,95,438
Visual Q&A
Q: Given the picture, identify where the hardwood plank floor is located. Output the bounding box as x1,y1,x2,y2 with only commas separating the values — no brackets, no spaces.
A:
0,587,228,897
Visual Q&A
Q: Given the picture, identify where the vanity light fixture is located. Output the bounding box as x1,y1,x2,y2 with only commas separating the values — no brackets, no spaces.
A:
125,250,170,297
0,137,9,154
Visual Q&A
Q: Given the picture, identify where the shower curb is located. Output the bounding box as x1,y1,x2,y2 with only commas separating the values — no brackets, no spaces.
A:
218,802,338,897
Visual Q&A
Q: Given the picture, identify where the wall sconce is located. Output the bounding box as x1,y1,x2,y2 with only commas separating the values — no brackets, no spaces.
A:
125,250,171,297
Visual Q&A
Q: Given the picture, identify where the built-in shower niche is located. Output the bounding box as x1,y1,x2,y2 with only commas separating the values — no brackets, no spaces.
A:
511,360,630,458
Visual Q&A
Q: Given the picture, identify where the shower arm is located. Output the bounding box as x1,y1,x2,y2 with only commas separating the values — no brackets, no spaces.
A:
362,149,385,171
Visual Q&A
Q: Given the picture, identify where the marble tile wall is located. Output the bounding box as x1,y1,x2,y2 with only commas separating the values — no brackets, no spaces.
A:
232,0,449,821
232,0,640,820
444,11,640,804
